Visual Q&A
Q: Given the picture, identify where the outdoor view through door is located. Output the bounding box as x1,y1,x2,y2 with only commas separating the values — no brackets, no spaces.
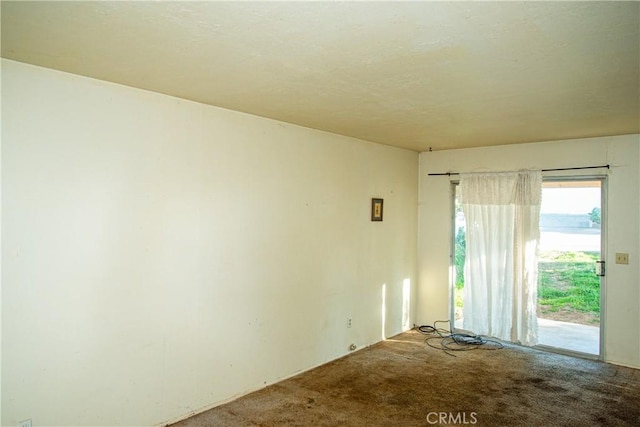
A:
536,180,601,355
453,179,602,356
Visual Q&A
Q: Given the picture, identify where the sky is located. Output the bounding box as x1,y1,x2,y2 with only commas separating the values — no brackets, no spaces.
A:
540,187,600,215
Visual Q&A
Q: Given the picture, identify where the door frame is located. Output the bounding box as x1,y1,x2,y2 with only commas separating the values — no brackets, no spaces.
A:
449,181,460,330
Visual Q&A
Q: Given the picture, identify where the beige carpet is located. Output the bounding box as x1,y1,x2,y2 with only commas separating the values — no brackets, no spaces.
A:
171,330,640,426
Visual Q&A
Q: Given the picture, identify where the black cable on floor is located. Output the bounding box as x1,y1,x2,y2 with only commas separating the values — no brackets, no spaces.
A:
416,320,504,357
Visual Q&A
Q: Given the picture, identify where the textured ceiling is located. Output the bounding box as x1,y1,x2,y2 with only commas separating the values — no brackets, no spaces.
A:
2,1,639,152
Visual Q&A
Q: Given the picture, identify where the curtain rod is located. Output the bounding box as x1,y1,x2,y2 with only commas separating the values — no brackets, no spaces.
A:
427,164,610,176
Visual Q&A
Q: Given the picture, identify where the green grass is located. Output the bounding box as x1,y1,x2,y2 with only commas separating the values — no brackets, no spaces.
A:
453,240,601,323
538,250,600,314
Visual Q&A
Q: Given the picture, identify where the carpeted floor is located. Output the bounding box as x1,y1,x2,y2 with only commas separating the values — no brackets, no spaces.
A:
171,330,640,426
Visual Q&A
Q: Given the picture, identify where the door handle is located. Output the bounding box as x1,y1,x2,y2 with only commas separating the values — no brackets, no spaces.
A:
595,260,605,277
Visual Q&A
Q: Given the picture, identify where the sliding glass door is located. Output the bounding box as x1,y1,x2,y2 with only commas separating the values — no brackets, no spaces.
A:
451,177,605,357
536,178,604,356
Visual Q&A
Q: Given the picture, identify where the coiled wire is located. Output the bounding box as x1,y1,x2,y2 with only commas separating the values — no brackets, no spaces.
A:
417,320,504,357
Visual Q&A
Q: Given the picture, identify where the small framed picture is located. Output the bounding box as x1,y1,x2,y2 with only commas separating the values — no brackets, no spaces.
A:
371,198,384,221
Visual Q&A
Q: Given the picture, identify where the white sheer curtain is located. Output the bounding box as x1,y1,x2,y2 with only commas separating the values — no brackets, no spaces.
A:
459,171,542,346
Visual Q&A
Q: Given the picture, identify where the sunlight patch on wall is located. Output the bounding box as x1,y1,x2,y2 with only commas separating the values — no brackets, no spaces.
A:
402,278,411,331
381,283,387,340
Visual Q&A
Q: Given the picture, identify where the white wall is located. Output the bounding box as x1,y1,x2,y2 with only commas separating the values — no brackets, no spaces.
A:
1,59,418,427
418,135,640,368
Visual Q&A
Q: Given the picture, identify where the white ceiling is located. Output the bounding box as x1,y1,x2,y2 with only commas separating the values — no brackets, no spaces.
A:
2,1,639,152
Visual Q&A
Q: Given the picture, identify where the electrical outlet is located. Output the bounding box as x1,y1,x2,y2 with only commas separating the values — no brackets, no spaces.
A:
616,253,629,265
18,419,32,427
347,317,352,328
